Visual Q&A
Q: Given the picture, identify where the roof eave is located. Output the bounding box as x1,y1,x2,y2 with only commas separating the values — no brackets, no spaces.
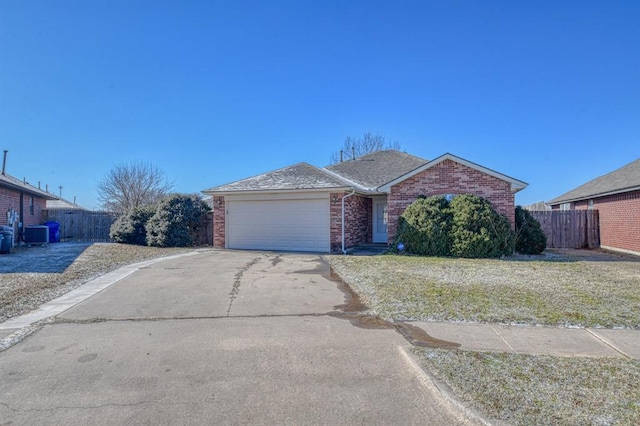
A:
0,180,58,200
202,187,353,196
548,185,640,205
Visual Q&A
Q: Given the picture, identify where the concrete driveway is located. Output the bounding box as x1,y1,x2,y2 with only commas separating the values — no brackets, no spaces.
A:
0,250,482,425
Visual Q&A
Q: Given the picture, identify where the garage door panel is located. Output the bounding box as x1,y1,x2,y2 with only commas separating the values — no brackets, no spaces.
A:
228,199,330,252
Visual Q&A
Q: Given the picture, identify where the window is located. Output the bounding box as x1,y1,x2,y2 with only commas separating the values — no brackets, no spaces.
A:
29,196,34,215
560,202,571,211
588,199,594,210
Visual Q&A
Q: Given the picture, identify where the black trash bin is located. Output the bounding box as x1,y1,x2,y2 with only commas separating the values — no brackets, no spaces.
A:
0,226,13,254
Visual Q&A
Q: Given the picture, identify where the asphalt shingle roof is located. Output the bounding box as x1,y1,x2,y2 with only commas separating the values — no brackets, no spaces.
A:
46,198,88,210
325,150,428,189
0,172,58,200
204,162,352,193
548,157,640,204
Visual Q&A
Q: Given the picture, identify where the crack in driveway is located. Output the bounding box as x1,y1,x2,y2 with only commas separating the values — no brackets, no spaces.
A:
226,257,261,317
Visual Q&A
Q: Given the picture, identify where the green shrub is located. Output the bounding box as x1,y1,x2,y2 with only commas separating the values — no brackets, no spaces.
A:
515,206,547,254
109,205,155,245
449,194,515,258
145,194,210,247
394,196,452,256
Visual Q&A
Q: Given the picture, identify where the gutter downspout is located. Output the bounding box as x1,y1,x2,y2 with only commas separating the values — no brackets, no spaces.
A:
341,190,356,254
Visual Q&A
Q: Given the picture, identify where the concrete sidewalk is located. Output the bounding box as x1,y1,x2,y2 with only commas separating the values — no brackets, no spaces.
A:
414,321,640,359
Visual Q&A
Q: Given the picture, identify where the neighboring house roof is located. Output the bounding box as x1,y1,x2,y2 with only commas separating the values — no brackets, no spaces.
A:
378,153,528,193
523,201,551,211
0,172,58,200
46,198,88,210
203,162,352,194
548,157,640,205
325,150,428,189
202,196,214,208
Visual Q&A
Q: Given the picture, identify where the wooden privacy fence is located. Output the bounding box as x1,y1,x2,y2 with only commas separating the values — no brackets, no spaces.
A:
528,210,600,249
43,209,214,245
44,210,117,242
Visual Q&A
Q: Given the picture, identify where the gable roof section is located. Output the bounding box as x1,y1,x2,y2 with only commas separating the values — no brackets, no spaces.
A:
203,162,353,194
46,198,88,210
378,153,528,193
325,150,428,190
548,157,640,205
0,172,58,200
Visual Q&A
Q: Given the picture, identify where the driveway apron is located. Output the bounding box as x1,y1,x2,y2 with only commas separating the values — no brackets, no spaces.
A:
0,250,482,425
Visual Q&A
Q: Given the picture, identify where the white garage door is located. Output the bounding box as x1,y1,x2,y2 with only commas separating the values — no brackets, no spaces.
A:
227,198,330,252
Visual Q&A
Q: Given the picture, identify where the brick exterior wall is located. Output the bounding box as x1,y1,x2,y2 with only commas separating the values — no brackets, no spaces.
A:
0,187,48,243
213,196,225,248
550,191,640,254
596,190,640,254
387,159,515,243
330,193,343,252
329,193,372,252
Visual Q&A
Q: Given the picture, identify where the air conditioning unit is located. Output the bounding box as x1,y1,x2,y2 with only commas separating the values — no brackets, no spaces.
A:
24,225,49,244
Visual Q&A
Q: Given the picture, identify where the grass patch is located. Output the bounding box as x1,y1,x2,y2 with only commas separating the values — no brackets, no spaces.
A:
415,348,640,425
329,250,640,424
327,252,640,328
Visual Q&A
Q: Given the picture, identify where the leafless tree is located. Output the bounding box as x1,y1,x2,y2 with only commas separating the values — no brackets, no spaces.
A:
330,132,402,164
97,161,173,212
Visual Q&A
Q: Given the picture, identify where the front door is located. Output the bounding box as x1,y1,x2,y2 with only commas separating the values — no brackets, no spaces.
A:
372,200,388,243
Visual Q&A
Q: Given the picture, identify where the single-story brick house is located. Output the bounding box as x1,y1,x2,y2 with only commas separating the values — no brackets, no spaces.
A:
548,157,640,256
0,170,58,245
203,150,527,253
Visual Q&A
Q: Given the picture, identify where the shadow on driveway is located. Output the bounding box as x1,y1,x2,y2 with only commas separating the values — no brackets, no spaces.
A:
0,242,92,273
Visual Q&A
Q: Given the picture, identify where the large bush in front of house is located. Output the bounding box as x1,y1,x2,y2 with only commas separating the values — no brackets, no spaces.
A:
515,206,547,254
395,194,515,258
449,194,515,258
110,205,155,245
145,194,210,247
394,196,452,256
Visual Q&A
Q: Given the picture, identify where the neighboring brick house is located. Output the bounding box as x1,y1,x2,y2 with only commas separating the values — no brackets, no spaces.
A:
548,157,640,256
0,171,58,245
203,151,527,253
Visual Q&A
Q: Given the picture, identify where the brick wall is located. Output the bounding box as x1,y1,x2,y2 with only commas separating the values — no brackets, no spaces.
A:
330,193,343,252
549,190,640,255
387,159,515,243
0,188,48,243
213,196,225,248
26,197,47,226
0,187,21,227
345,194,371,249
594,190,640,254
573,200,588,210
329,193,371,252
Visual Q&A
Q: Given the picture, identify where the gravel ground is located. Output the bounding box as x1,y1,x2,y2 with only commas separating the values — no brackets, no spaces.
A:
328,249,640,425
0,242,194,323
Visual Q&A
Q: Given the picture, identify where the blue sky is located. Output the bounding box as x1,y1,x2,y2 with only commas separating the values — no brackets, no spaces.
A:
1,0,638,209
